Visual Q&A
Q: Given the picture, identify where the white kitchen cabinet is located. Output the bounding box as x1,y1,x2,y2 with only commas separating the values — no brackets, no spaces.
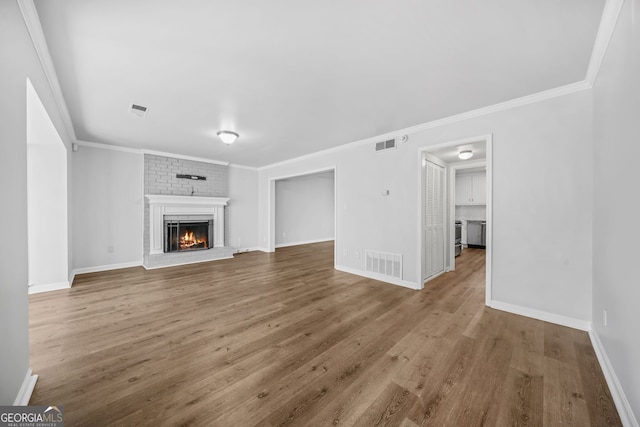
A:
472,174,486,204
455,175,473,205
455,172,486,205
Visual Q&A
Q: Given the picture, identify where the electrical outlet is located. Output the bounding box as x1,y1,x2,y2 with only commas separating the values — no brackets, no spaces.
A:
282,232,286,238
107,245,114,253
603,309,608,326
355,251,360,259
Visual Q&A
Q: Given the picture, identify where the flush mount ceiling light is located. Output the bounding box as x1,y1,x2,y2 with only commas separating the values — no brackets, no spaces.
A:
458,150,473,160
217,130,239,145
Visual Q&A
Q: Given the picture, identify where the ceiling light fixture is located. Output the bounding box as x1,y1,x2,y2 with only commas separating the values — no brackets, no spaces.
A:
217,130,239,145
458,150,473,160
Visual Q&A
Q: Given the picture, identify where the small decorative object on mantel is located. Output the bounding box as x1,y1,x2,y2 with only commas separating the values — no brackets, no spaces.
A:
176,174,207,181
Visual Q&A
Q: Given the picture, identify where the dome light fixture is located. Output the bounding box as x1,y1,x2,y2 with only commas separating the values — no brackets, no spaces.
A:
458,150,473,160
217,130,239,145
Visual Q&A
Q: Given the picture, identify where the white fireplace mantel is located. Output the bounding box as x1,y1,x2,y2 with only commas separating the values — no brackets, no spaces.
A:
146,195,230,254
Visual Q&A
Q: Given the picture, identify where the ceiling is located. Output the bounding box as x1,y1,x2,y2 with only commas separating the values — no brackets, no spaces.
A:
428,140,487,164
34,0,605,167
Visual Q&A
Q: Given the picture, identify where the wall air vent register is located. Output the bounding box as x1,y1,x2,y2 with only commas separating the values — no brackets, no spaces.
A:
375,139,396,151
129,104,148,118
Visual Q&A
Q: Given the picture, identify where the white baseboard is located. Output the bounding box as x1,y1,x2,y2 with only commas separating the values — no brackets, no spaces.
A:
334,265,419,290
72,260,143,277
490,300,592,331
255,247,272,253
14,368,38,405
589,330,639,427
28,281,71,295
275,238,334,249
233,247,262,254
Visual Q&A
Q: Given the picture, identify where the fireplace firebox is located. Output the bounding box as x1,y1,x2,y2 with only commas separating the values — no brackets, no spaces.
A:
164,215,213,253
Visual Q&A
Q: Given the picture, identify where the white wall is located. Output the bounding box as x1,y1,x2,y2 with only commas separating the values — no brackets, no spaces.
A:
27,80,69,290
0,1,72,404
72,146,143,270
275,171,334,247
592,0,640,423
27,144,68,287
259,89,593,324
227,165,259,250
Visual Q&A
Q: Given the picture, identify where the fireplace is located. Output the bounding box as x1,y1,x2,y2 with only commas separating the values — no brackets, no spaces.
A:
146,195,229,256
164,215,213,253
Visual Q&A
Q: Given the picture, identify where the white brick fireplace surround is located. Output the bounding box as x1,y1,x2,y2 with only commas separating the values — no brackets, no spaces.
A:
144,195,233,269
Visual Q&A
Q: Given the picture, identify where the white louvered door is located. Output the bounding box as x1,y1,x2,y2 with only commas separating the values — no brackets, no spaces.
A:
423,157,445,282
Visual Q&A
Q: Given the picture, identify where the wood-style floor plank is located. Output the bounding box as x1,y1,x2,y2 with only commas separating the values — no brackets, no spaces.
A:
28,242,622,426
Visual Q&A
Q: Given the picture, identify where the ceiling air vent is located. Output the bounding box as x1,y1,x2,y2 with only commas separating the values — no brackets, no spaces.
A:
129,104,148,118
375,138,396,152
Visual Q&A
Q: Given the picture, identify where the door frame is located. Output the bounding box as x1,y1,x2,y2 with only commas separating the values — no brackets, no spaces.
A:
417,134,493,307
267,166,337,265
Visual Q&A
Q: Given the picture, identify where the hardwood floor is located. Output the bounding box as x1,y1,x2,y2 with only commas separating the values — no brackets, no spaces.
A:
29,242,621,426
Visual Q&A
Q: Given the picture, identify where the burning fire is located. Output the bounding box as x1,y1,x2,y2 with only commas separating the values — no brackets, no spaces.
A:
180,231,207,249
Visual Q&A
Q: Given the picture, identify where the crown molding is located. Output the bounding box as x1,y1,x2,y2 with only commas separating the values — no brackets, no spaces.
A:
142,149,229,166
260,80,591,171
254,0,625,171
20,0,623,171
75,140,230,166
585,0,625,86
75,139,142,154
17,0,77,142
228,163,259,171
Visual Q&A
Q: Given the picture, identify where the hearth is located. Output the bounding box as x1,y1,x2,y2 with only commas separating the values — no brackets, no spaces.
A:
164,215,213,253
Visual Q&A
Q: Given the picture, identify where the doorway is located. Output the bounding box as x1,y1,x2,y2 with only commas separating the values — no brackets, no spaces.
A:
267,168,337,264
419,135,492,306
274,170,335,249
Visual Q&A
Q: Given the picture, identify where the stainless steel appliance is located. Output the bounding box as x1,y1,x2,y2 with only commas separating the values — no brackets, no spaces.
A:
455,221,462,257
467,220,486,249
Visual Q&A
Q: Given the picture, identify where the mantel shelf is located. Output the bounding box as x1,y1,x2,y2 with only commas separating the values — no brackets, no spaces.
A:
145,195,230,206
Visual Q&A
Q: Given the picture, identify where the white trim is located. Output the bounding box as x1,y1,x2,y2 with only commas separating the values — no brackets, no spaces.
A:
142,149,229,166
254,247,272,253
335,265,418,290
75,139,142,154
13,368,38,406
74,140,231,165
142,256,233,270
144,195,230,206
228,163,259,171
18,0,622,172
145,195,229,253
28,281,71,295
18,0,77,142
233,247,261,253
72,261,142,276
585,0,625,86
275,238,334,249
417,134,492,306
589,330,639,427
485,135,493,306
267,166,337,254
490,300,592,331
268,167,338,182
260,82,589,171
68,270,76,286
